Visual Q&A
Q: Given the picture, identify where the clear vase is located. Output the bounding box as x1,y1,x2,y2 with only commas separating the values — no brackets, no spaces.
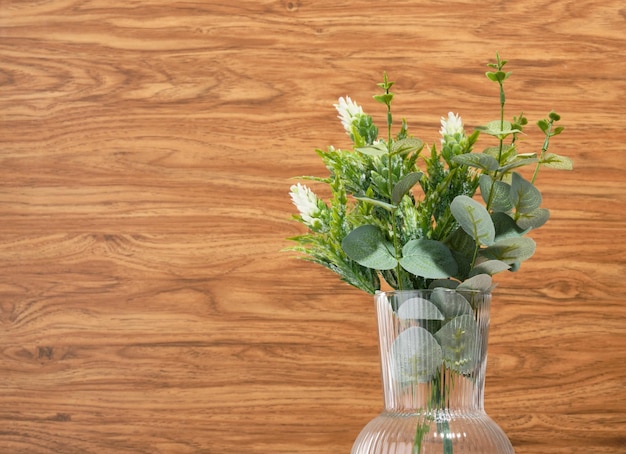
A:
352,289,514,454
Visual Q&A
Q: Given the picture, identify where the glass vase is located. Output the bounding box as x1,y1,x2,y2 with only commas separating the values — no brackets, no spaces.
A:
352,289,514,454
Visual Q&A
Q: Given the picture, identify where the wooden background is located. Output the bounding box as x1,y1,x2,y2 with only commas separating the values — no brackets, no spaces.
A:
1,0,625,453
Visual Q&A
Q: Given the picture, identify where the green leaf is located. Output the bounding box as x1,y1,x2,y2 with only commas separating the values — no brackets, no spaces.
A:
391,326,442,383
475,120,521,139
430,288,473,319
479,175,513,212
428,279,460,290
485,71,510,82
551,126,564,136
391,172,423,204
498,155,538,173
341,225,398,270
354,196,397,212
492,212,529,241
541,153,573,170
510,172,542,214
468,260,511,277
373,93,394,105
392,137,423,156
452,153,500,172
483,145,516,164
397,297,445,321
399,239,458,279
355,142,388,156
480,237,536,264
516,207,550,230
450,195,496,246
434,315,479,374
457,273,493,292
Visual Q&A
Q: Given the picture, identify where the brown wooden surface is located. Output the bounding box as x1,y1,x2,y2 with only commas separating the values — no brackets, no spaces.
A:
1,1,625,453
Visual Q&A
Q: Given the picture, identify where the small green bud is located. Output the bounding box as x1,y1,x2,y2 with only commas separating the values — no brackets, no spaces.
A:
548,111,561,121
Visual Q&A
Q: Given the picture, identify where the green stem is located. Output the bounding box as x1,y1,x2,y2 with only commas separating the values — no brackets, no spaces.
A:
438,420,454,454
531,119,553,184
429,369,454,454
381,79,404,290
485,67,507,213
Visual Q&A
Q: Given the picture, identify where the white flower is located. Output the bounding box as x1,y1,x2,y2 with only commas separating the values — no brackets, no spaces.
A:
439,112,464,139
334,96,364,134
289,183,321,228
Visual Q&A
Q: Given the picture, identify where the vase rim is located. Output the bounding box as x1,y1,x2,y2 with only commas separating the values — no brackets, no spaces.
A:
375,288,491,297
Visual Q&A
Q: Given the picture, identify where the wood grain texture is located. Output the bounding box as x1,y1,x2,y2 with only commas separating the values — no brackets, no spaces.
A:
1,0,625,452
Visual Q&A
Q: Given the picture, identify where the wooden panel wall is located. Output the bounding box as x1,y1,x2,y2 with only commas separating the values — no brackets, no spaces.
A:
1,1,625,452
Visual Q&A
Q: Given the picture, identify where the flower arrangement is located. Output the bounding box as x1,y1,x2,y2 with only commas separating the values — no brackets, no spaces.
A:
288,54,572,294
288,55,573,453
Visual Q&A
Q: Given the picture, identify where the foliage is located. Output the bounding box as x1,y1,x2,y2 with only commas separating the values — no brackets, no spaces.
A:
288,54,572,294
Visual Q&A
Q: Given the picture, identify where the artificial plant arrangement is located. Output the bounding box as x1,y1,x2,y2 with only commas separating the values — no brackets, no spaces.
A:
287,54,572,454
288,54,572,293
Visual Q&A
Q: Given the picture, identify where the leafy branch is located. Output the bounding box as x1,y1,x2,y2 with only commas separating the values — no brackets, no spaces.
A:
288,55,573,294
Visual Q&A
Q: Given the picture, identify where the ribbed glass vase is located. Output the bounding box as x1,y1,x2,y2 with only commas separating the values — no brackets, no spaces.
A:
352,289,514,454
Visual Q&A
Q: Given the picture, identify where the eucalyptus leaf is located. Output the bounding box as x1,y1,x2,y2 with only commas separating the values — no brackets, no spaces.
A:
444,227,476,258
498,155,538,173
510,172,542,214
355,142,388,157
450,195,496,246
452,153,500,172
475,120,521,139
391,172,424,205
541,153,574,170
391,326,443,383
430,288,473,319
392,137,424,156
428,279,460,290
434,314,479,374
397,297,445,321
482,145,516,164
480,237,536,264
469,260,511,277
354,196,397,212
457,273,493,292
492,212,529,241
341,225,398,270
399,239,458,279
479,174,514,212
516,207,550,230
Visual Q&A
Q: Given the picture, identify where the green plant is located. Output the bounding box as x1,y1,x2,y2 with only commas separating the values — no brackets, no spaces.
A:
288,54,572,294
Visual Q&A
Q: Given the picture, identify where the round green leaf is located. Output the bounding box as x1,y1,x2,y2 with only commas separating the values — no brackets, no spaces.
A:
391,137,423,156
391,326,443,383
430,288,473,319
469,260,511,277
480,237,536,264
391,172,423,205
397,297,445,321
434,315,479,374
492,211,529,241
541,153,573,170
457,273,493,292
452,153,500,172
450,195,496,246
510,172,542,214
516,207,550,230
475,120,521,139
341,225,398,270
479,175,513,212
399,239,458,279
355,142,388,156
